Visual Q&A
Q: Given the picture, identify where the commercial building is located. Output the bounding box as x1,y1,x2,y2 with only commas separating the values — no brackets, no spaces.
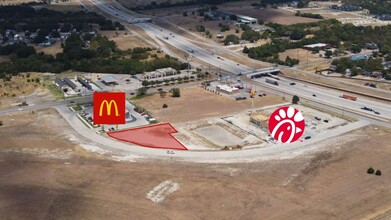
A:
216,85,240,95
143,67,177,79
101,76,118,86
77,77,92,90
237,15,258,24
303,43,331,50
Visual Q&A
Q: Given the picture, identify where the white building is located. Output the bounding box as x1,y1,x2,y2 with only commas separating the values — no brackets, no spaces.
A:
144,67,177,79
216,85,240,95
237,15,258,24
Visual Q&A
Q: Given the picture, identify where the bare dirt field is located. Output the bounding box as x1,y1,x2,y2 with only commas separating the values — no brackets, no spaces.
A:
221,3,319,25
35,41,63,56
100,30,151,50
164,15,241,43
118,0,184,9
0,0,39,5
1,109,391,219
0,73,54,109
279,48,327,64
132,87,284,123
40,0,84,12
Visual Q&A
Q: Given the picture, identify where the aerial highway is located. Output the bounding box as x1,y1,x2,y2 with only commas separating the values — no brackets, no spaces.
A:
86,0,391,122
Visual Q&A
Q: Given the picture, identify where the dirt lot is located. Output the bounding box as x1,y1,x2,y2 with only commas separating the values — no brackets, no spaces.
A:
279,48,327,64
221,3,319,25
35,41,63,56
100,30,151,50
0,73,54,109
1,108,391,219
132,87,284,123
0,0,39,5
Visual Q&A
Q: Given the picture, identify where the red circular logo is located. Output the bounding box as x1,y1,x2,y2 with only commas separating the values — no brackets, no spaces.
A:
268,106,305,143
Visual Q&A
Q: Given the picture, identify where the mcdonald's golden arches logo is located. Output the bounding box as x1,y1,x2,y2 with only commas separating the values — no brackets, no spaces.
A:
93,92,125,124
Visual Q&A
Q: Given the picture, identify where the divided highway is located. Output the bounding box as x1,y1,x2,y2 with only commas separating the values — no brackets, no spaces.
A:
87,0,390,123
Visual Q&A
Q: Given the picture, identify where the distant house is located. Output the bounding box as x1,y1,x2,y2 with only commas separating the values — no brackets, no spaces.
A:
331,5,362,11
216,33,224,39
383,61,391,70
237,15,258,24
350,54,370,61
303,43,331,50
365,42,378,50
376,14,391,21
60,32,72,40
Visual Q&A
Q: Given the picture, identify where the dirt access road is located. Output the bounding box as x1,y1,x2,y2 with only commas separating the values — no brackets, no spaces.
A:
1,109,391,219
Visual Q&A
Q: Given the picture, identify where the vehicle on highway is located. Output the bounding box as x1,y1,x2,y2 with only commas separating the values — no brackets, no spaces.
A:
361,106,373,111
235,97,247,101
157,88,163,91
290,82,296,86
340,94,357,101
265,78,279,86
374,111,380,115
304,136,311,140
187,49,194,53
312,94,317,97
163,36,169,40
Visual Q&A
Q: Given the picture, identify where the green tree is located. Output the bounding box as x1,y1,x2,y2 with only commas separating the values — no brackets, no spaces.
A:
292,95,300,104
367,167,374,174
375,170,382,176
142,80,150,87
137,87,148,96
223,34,239,45
325,50,333,58
162,103,168,108
171,88,180,97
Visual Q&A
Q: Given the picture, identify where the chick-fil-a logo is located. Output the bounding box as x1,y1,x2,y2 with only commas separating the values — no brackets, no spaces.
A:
268,106,305,143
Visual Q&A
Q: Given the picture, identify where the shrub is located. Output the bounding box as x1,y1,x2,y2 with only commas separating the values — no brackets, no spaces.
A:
171,88,180,97
292,95,300,104
375,170,382,176
367,167,375,174
0,121,3,126
162,103,168,108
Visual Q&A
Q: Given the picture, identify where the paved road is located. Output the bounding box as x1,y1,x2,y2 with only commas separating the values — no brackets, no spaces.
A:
87,0,391,123
3,0,383,162
254,76,391,121
0,96,92,115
